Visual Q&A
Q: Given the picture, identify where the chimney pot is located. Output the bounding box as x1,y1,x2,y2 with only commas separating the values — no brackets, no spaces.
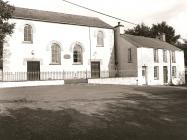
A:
156,33,166,42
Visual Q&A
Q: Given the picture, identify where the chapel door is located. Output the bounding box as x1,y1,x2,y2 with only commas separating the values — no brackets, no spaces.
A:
27,61,40,81
91,62,100,78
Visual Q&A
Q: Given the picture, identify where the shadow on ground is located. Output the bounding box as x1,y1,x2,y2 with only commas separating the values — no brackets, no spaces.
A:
0,86,187,140
1,97,187,140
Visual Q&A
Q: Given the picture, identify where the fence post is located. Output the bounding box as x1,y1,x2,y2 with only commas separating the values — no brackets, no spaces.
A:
63,70,65,80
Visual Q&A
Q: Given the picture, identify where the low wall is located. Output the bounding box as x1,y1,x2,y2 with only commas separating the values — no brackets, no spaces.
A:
0,80,64,88
88,77,138,85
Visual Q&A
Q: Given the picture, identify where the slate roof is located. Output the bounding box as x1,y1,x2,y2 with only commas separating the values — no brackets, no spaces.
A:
121,34,181,51
12,7,113,29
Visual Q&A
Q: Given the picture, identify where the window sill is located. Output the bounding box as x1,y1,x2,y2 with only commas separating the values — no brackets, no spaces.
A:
154,78,159,80
22,41,33,44
73,63,83,65
96,45,104,47
50,63,61,65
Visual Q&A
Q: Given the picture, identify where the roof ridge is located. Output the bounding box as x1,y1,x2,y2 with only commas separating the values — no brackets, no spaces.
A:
124,34,155,40
121,34,181,51
15,7,100,20
13,7,113,29
124,34,176,45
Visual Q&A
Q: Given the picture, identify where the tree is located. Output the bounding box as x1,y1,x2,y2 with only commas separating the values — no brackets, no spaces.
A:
0,0,15,68
125,21,180,45
125,23,152,37
151,22,180,44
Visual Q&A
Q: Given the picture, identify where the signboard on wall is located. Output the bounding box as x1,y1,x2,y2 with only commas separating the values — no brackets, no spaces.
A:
64,54,71,59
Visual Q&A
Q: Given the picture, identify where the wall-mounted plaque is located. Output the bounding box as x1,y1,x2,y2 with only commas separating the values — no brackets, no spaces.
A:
64,54,71,59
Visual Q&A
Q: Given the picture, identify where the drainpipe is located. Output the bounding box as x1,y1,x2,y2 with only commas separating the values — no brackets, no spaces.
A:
113,22,124,77
169,50,173,85
113,27,119,75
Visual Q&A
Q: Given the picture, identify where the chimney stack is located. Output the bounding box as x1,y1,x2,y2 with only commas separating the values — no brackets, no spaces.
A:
114,22,124,70
161,33,166,42
115,22,125,34
156,33,166,42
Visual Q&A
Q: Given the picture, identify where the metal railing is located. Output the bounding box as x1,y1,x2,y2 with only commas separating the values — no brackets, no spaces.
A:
0,70,138,82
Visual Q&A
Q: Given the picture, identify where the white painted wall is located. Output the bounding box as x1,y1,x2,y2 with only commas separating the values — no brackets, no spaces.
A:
137,47,185,85
0,80,64,88
88,77,138,85
89,27,114,72
172,50,185,85
3,19,114,80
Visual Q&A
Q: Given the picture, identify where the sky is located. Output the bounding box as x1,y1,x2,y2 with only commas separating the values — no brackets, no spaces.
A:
6,0,187,39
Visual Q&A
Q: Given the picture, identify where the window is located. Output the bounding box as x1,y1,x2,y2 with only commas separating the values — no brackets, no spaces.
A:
172,51,176,63
24,24,33,42
128,48,132,63
97,31,104,47
154,66,159,80
73,44,82,64
172,66,176,77
51,43,61,64
163,50,167,63
154,49,159,62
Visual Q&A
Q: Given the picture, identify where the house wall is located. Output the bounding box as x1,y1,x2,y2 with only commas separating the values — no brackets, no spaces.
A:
137,47,185,85
173,50,185,85
3,19,114,80
114,26,137,77
118,37,137,77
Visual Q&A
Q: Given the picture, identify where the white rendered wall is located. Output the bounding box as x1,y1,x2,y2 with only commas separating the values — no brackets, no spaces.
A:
0,80,64,88
137,47,185,85
89,27,114,72
172,51,185,85
3,19,114,80
88,77,138,85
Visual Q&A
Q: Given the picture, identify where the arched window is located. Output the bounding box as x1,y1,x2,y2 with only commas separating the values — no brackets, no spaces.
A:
51,43,61,64
24,24,33,42
73,44,82,64
97,31,104,46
